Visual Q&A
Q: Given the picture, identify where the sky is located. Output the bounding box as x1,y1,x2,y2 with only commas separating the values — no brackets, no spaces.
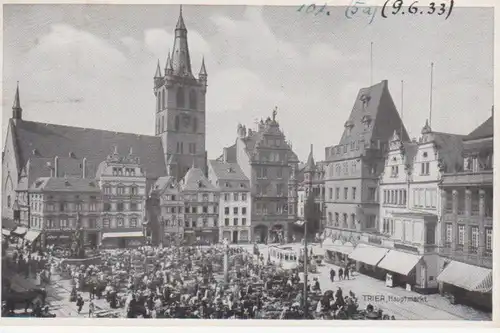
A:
2,4,494,161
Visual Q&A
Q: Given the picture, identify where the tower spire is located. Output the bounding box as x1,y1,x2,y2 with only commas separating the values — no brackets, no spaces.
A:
171,5,193,77
304,144,315,172
12,81,22,120
199,56,207,76
154,59,162,78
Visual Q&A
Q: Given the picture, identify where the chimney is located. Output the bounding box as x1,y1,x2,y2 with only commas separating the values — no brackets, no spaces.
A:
54,156,59,178
223,148,228,163
82,157,87,179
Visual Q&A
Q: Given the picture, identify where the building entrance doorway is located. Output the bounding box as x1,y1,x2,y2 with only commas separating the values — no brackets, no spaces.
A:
232,231,238,244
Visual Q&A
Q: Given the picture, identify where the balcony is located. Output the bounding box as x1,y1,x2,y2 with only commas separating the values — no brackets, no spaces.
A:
441,170,493,186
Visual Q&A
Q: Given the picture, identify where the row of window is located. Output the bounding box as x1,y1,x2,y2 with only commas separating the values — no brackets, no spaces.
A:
175,142,197,154
256,167,284,179
327,161,377,178
156,87,198,112
184,205,218,214
444,189,493,217
255,203,287,215
111,167,138,177
224,207,248,215
255,184,285,196
103,185,140,195
327,187,376,202
445,224,493,253
327,212,356,229
42,218,98,229
38,202,98,212
224,218,248,226
102,217,139,229
382,218,395,235
103,202,141,212
413,188,437,209
223,193,248,201
383,189,407,206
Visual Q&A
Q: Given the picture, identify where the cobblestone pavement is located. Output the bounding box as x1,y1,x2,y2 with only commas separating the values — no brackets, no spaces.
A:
244,243,492,321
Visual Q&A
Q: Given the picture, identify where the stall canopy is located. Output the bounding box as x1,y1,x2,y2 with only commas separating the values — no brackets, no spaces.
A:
2,229,11,237
323,240,355,255
102,231,143,239
348,244,389,266
437,261,492,293
11,226,28,237
377,250,422,276
24,230,41,243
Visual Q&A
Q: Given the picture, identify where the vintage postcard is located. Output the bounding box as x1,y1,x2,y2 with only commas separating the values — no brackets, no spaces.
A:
0,0,496,326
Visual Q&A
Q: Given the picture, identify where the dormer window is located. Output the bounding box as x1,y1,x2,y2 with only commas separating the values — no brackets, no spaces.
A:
360,94,371,108
198,180,205,188
227,167,235,173
423,152,428,158
344,121,354,136
225,182,230,188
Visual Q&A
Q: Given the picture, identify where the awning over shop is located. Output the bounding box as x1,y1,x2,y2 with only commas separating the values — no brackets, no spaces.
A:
377,250,422,275
2,229,11,237
437,261,492,293
348,244,389,266
24,230,41,243
102,231,143,239
11,226,28,236
324,240,355,255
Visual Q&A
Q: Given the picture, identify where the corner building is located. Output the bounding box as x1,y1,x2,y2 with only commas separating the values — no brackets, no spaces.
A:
323,80,408,248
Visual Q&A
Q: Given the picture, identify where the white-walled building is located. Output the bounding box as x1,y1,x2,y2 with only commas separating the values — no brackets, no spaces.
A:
373,123,464,293
208,159,251,243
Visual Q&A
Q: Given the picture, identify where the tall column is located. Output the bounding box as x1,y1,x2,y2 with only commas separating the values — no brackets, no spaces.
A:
478,189,486,258
223,241,229,284
440,189,447,248
452,189,458,215
478,189,486,217
465,188,472,216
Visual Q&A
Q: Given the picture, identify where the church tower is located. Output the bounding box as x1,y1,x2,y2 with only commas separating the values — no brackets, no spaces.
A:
154,6,207,180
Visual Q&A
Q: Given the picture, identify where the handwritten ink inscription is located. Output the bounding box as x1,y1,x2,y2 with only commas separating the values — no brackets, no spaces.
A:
297,0,454,24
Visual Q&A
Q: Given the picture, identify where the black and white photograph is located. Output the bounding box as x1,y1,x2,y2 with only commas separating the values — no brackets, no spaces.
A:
0,1,495,323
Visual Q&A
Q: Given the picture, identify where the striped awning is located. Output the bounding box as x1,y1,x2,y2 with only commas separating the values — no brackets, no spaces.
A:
437,261,492,293
11,226,28,236
348,244,389,266
24,230,41,242
377,250,422,276
102,231,143,239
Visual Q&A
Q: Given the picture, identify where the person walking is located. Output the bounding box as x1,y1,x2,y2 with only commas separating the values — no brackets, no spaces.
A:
338,267,343,281
88,299,95,318
344,266,350,280
76,294,84,314
330,268,336,282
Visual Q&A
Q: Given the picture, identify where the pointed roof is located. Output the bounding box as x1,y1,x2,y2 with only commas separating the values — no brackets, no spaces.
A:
165,49,172,71
13,82,21,111
171,6,193,77
199,56,207,76
181,166,216,192
176,5,187,30
154,60,162,78
464,115,493,141
421,119,432,135
304,144,315,172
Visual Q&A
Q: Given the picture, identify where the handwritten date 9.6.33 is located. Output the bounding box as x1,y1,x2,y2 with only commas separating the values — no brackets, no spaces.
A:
382,0,454,20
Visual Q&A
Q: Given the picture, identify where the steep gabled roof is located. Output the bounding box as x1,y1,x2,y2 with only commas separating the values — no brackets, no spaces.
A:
150,175,177,195
208,160,248,182
339,80,409,146
181,166,217,192
432,132,465,173
29,177,100,193
464,116,493,141
12,120,167,179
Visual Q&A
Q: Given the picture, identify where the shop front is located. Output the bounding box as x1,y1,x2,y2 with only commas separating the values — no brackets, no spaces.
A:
348,244,389,280
100,231,144,249
195,228,218,245
322,239,355,266
377,250,421,290
44,231,73,248
437,260,492,311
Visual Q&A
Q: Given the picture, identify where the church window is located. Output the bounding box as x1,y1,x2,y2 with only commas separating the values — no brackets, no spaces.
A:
162,89,166,110
7,195,11,208
157,94,160,113
193,117,198,132
176,87,185,108
189,90,197,110
175,116,180,131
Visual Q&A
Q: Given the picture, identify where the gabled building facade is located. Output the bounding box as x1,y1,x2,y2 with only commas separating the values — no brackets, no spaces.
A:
323,80,408,247
218,110,299,243
208,159,251,243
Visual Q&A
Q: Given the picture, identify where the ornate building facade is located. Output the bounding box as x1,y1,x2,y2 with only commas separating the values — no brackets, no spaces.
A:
218,110,299,243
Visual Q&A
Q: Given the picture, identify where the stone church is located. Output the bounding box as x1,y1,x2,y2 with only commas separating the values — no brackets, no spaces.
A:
2,7,207,226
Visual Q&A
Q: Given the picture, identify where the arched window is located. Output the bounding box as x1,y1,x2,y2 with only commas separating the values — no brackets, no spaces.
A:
161,115,165,133
189,90,197,110
193,117,198,133
176,87,185,108
162,89,166,110
175,116,180,131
